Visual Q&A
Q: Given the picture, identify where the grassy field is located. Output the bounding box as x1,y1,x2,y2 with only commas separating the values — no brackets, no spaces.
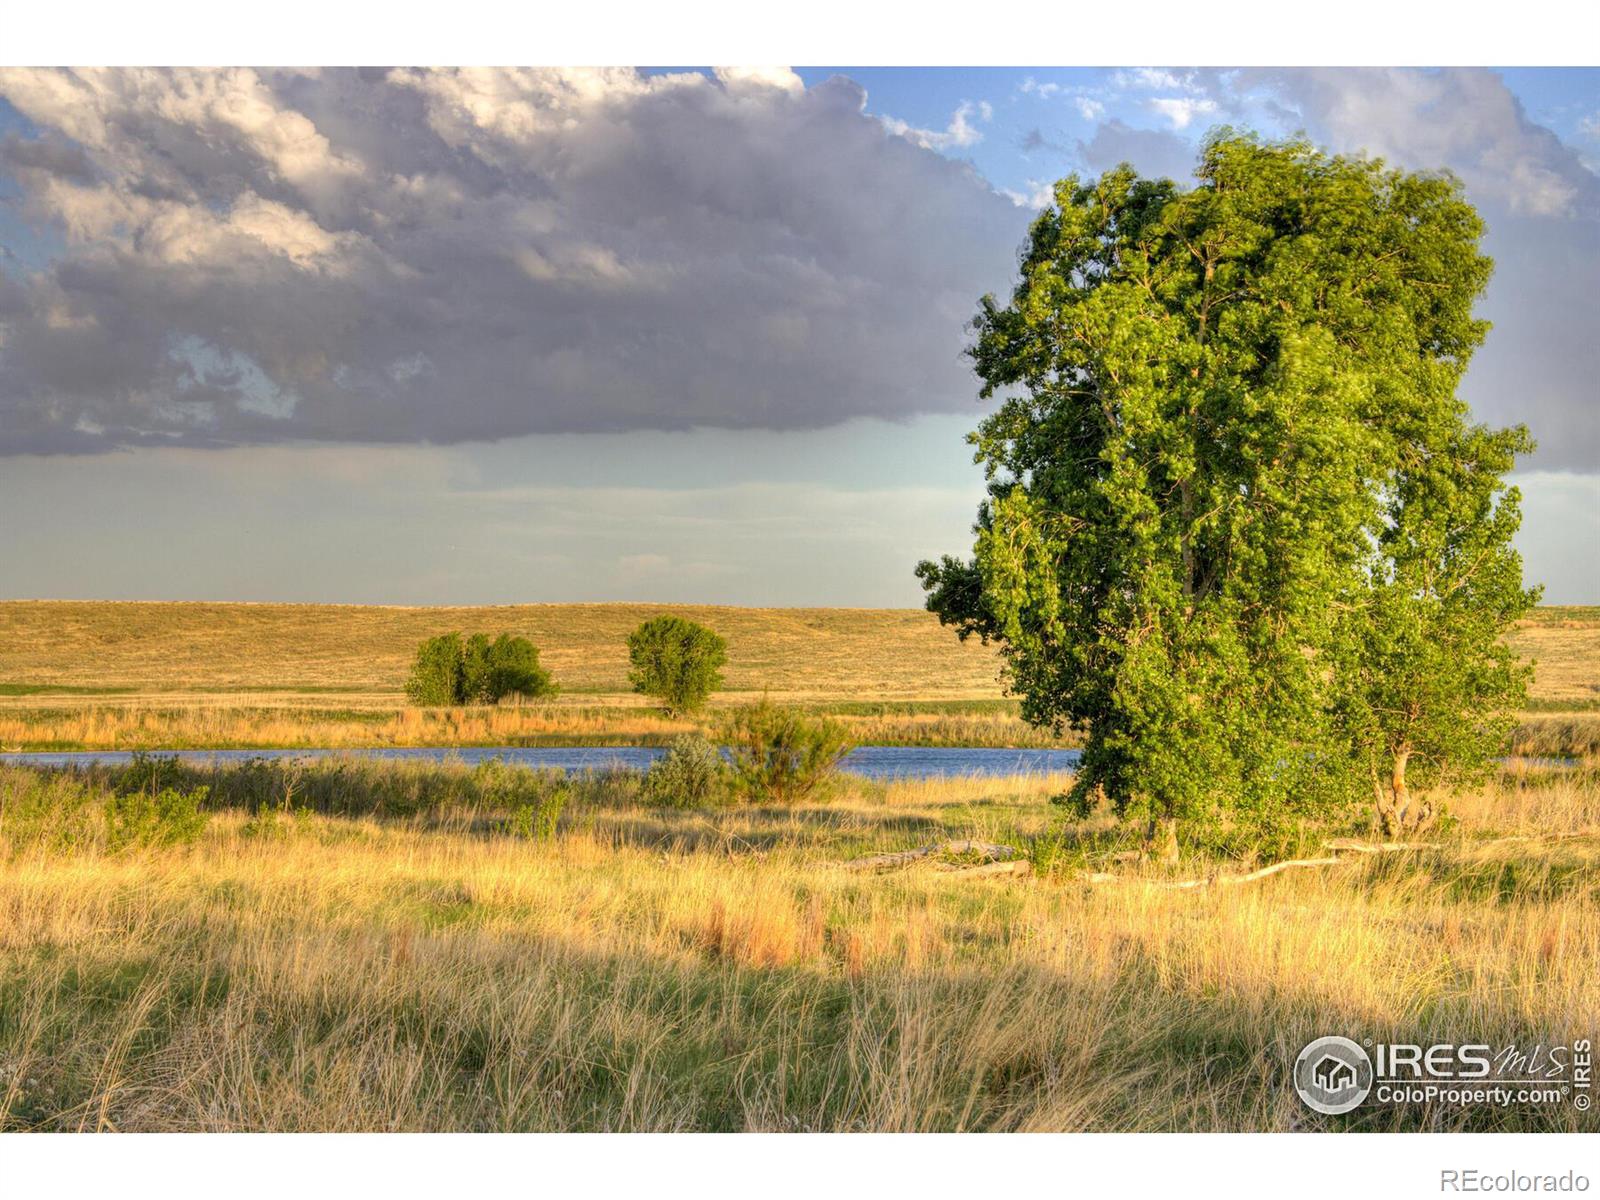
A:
2,601,1598,752
0,755,1595,1132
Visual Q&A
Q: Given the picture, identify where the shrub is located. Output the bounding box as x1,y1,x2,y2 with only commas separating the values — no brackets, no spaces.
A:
104,785,210,851
627,616,727,715
722,701,851,805
0,767,105,855
116,750,184,796
643,734,729,808
507,785,568,841
406,632,556,706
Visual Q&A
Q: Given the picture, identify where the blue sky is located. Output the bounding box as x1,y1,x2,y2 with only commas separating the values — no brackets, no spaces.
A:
0,66,1596,605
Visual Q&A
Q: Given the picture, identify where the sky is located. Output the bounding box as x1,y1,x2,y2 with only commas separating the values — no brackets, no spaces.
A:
0,66,1596,606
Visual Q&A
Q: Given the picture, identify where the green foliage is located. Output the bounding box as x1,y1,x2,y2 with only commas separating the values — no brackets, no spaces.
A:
405,634,465,706
722,701,850,805
117,750,184,796
643,734,730,808
1330,423,1539,833
103,785,210,851
918,130,1532,838
405,633,556,706
507,788,567,841
627,616,727,715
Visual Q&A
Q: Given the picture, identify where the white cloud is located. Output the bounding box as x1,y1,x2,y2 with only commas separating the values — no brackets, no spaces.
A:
1115,68,1191,92
1000,181,1058,210
712,66,805,95
1149,96,1218,130
882,99,991,151
1019,77,1062,100
1073,96,1105,121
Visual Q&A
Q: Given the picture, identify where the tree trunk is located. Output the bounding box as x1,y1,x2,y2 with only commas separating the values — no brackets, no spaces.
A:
1377,750,1435,837
1146,817,1181,866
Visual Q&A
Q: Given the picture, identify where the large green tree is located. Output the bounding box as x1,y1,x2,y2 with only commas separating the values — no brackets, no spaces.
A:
919,131,1533,839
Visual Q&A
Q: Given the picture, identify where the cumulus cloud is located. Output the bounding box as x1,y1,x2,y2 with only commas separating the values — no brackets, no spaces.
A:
1148,96,1218,130
882,99,991,151
0,67,1022,453
1251,68,1595,218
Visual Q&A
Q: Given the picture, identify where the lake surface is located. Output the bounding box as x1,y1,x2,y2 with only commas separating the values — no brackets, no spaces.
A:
0,745,1083,781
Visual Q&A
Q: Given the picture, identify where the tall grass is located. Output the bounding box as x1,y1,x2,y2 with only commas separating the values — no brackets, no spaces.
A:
0,701,1080,752
0,760,1594,1132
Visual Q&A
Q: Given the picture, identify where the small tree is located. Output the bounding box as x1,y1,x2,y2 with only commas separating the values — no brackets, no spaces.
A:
627,616,727,715
1330,424,1539,835
405,633,465,706
405,632,556,706
643,734,730,808
722,700,850,805
483,634,556,703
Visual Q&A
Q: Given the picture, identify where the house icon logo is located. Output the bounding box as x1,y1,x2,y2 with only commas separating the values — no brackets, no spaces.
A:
1294,1036,1374,1115
1313,1054,1356,1092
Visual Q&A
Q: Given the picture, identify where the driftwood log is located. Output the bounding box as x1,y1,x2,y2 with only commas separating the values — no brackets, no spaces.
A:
838,837,1452,886
843,840,1024,873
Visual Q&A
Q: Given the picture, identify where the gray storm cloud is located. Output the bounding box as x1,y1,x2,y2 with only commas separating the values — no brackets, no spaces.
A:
0,67,1024,453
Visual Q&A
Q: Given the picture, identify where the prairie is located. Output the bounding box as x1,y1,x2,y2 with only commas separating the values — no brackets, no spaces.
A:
1,601,1597,753
0,755,1595,1132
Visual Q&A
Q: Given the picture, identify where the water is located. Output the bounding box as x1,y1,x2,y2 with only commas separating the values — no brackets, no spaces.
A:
0,745,1082,781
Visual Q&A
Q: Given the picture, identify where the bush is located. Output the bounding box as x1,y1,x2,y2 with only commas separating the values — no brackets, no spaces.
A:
406,632,557,706
627,616,727,715
104,785,210,851
508,787,567,841
643,734,729,808
722,701,851,805
116,750,184,796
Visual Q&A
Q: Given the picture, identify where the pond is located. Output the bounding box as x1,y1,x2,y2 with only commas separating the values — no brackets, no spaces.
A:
0,745,1083,781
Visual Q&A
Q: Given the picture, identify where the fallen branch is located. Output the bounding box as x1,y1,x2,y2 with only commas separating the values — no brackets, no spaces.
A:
841,840,1021,872
1323,838,1441,853
943,859,1032,879
1077,839,1441,889
1075,855,1349,890
840,828,1583,889
1474,828,1599,848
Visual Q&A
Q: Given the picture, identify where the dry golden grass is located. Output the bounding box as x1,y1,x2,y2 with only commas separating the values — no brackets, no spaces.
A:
3,600,1595,752
1507,607,1600,706
0,702,1072,753
0,600,1005,696
1,762,1595,1132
